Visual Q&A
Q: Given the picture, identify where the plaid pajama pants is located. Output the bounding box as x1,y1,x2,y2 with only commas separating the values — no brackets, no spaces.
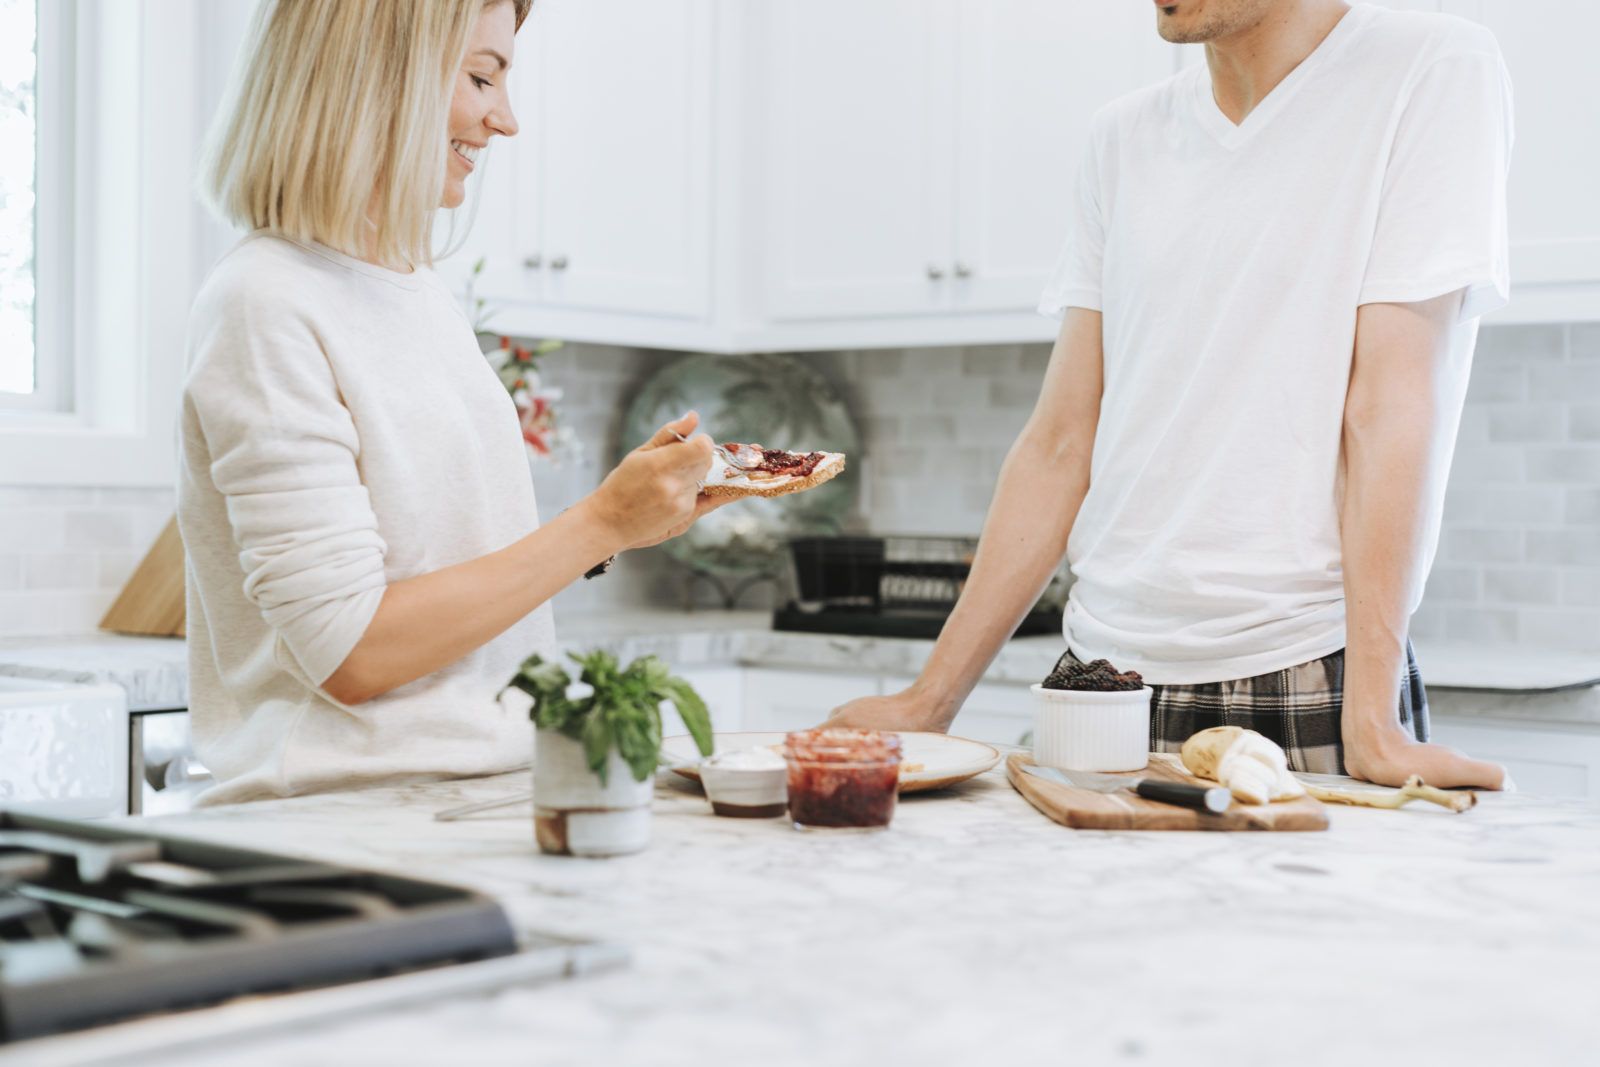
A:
1060,642,1430,775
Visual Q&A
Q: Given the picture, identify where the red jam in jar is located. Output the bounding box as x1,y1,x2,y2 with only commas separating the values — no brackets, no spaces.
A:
782,728,902,830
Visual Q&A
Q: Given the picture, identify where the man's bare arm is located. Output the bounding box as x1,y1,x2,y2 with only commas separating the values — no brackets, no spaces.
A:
1340,293,1507,789
827,308,1104,732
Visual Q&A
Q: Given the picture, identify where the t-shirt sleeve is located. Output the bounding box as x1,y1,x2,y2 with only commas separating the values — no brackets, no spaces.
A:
1357,48,1513,321
1038,125,1106,319
185,290,388,689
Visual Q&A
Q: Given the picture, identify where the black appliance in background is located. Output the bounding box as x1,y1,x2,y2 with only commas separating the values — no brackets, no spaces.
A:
0,812,614,1048
773,535,1062,640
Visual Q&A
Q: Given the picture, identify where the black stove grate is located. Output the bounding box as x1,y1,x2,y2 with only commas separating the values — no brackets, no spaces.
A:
0,811,518,1044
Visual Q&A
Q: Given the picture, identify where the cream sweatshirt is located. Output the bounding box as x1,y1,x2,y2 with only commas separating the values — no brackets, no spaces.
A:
178,233,555,806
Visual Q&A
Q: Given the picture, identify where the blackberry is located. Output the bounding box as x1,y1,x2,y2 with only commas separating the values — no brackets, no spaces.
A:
1042,654,1144,692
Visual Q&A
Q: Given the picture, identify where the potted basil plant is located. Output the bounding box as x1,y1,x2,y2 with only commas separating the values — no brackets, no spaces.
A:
504,650,713,857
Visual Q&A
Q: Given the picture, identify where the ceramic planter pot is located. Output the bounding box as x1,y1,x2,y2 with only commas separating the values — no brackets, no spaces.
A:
532,727,653,857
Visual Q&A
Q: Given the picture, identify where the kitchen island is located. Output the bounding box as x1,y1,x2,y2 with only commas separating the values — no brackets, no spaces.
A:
14,759,1599,1066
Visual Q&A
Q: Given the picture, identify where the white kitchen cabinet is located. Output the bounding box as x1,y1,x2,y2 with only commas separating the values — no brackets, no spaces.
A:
521,0,713,319
739,669,880,733
757,0,957,320
444,0,714,323
1476,2,1600,320
1341,0,1600,321
452,2,1189,351
665,665,746,735
950,0,1174,313
878,674,1035,747
1428,717,1600,802
455,1,1599,351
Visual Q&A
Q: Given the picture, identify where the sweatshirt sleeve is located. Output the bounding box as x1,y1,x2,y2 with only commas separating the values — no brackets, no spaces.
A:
184,286,388,688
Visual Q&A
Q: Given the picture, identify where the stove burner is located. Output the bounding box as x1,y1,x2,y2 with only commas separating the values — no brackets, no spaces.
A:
0,812,520,1044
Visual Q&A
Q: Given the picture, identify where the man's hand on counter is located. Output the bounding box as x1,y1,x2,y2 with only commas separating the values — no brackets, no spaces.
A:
1343,717,1510,791
825,688,953,734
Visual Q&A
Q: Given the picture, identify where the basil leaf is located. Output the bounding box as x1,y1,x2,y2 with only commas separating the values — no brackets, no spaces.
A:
662,678,713,757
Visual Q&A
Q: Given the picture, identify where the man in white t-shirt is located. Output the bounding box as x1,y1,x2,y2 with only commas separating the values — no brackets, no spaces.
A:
832,0,1511,789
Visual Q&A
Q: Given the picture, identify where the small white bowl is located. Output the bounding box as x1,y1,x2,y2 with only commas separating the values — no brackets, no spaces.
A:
1031,684,1153,773
699,749,788,819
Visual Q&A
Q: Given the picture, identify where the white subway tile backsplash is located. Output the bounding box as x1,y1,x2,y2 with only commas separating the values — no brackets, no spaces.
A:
1571,323,1600,359
1526,529,1600,567
1475,324,1566,361
1483,567,1560,605
22,554,98,592
1525,447,1600,484
1567,489,1600,524
62,510,134,551
1445,607,1519,644
1423,565,1480,602
1487,404,1565,443
1464,365,1525,403
1443,528,1523,564
1529,361,1600,401
1448,446,1524,485
96,551,138,590
1515,609,1600,653
3,324,1598,647
1569,407,1600,442
1479,486,1565,525
1563,569,1600,607
0,487,96,507
0,512,66,553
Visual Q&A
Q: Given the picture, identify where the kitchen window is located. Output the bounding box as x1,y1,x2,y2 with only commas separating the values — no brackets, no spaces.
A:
0,0,73,415
0,0,198,486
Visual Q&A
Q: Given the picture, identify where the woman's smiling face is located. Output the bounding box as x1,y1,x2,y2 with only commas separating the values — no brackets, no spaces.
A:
444,1,520,209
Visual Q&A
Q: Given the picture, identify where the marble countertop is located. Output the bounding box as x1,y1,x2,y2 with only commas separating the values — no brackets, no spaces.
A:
22,762,1600,1066
3,611,1596,721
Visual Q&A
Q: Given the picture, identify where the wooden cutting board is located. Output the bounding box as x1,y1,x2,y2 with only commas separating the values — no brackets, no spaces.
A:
1006,753,1328,832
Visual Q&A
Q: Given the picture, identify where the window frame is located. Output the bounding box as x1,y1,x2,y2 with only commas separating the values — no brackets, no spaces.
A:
0,0,199,487
0,0,74,414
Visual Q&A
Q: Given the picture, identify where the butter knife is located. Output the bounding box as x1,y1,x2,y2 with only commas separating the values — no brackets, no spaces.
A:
1020,763,1231,815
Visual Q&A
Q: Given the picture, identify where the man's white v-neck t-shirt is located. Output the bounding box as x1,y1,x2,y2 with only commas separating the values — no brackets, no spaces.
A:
1039,4,1512,684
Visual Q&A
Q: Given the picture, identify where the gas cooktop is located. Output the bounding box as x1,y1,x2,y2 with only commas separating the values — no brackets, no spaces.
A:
0,811,620,1053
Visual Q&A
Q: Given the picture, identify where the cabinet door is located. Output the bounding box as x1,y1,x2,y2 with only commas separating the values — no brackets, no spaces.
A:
740,669,880,734
952,1,1178,312
1428,718,1600,801
757,0,958,320
1475,2,1600,293
879,674,1035,747
522,0,713,319
664,666,746,735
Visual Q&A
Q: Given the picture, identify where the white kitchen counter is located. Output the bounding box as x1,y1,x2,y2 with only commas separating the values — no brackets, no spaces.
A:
17,762,1600,1066
3,611,1596,722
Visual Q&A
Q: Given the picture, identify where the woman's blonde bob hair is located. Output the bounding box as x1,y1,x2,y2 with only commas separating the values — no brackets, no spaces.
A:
201,0,531,270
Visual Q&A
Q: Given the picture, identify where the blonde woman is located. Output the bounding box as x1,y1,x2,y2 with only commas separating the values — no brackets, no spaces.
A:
180,0,721,805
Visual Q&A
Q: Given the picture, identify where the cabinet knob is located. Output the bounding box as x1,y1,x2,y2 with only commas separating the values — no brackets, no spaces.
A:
550,255,570,271
926,264,945,281
522,254,542,269
954,262,973,279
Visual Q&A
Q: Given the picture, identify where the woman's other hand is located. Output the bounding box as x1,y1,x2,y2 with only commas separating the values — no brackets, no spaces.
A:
582,412,724,549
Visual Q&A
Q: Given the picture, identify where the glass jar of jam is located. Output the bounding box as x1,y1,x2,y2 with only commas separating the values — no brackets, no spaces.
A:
782,728,902,830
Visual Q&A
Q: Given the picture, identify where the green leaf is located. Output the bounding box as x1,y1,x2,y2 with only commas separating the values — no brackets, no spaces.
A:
661,678,713,757
581,713,612,786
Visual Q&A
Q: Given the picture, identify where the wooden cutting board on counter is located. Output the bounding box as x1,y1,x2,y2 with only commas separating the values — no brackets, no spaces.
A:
1006,753,1328,832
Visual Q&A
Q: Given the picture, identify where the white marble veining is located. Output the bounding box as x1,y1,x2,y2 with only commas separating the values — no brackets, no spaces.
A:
4,614,1598,728
32,758,1600,1066
0,634,187,712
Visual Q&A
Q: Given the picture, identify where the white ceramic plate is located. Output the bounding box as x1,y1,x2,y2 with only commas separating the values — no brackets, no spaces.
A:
661,731,1002,794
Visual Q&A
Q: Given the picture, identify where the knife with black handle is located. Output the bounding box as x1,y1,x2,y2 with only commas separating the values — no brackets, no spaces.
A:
1021,763,1231,815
